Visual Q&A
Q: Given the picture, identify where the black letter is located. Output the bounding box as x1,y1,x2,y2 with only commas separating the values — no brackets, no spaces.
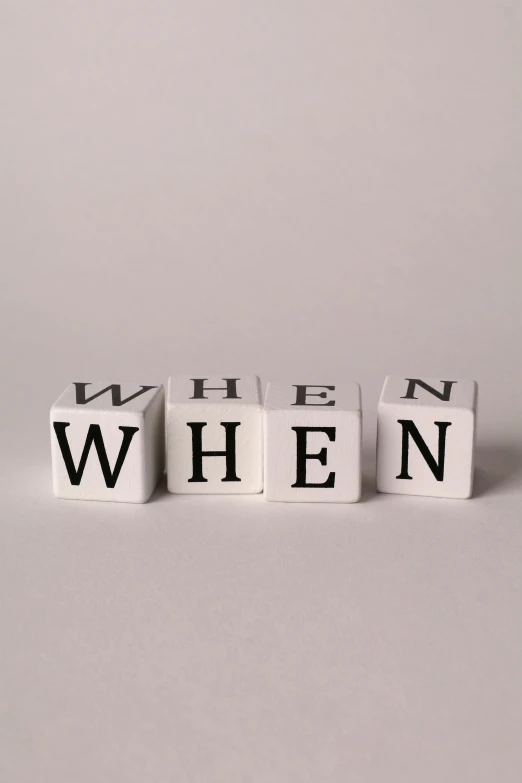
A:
190,379,241,400
53,422,139,487
74,383,157,407
291,427,336,488
292,385,335,406
187,422,241,482
401,379,456,402
396,420,452,482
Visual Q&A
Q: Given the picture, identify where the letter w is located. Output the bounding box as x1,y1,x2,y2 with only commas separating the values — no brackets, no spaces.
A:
73,383,157,407
53,422,139,488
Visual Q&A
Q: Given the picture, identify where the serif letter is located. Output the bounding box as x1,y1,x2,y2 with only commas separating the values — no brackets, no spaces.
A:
396,420,452,482
73,383,157,407
292,385,336,406
53,422,139,487
291,426,336,488
190,378,241,400
187,422,241,482
400,379,456,402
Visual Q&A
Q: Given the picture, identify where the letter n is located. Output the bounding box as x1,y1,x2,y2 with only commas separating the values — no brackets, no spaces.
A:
396,420,452,482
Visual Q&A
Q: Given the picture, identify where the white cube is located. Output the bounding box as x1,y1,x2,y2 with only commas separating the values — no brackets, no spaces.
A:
376,376,478,499
50,381,165,503
264,382,362,503
167,375,263,494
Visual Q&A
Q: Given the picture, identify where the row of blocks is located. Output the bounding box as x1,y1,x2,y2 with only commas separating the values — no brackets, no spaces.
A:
50,375,478,504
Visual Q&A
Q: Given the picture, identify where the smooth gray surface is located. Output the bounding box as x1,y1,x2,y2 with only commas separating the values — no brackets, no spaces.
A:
1,2,521,781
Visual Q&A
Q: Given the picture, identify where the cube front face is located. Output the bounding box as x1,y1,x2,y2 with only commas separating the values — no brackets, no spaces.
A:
167,375,263,494
50,382,165,503
376,376,477,499
264,382,362,503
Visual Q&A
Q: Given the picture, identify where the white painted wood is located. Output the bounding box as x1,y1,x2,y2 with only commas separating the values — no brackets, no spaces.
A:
376,376,478,499
167,375,263,494
264,381,362,503
50,382,165,503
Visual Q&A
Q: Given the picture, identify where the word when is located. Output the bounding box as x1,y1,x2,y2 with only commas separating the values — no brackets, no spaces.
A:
50,375,478,504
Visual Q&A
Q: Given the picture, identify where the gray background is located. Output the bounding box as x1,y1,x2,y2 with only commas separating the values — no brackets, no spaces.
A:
2,2,522,781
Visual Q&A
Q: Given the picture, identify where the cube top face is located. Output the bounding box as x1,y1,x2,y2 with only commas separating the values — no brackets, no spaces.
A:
167,375,261,407
52,381,163,415
264,381,361,412
380,376,477,411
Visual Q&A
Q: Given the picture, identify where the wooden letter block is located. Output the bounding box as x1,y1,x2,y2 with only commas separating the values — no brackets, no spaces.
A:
167,375,263,494
50,382,165,503
264,382,362,503
376,376,478,499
